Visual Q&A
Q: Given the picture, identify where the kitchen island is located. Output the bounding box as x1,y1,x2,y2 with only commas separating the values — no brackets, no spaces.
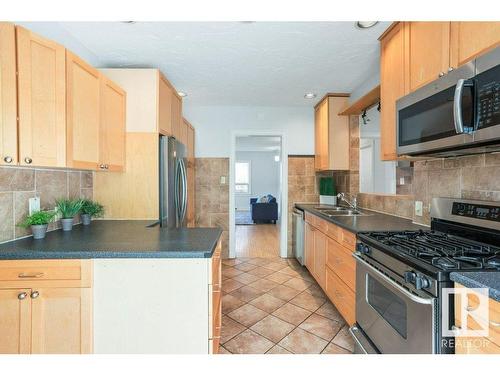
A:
0,221,222,354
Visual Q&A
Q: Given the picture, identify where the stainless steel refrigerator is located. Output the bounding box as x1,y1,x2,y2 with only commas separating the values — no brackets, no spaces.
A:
159,136,188,228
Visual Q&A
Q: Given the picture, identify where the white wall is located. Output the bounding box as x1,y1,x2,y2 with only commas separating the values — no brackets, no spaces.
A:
183,104,314,157
235,151,281,211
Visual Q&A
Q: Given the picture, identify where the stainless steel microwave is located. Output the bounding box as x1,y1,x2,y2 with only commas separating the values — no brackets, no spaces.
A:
396,46,500,157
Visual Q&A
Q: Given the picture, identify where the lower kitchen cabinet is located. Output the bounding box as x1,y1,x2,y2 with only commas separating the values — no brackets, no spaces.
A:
0,288,31,354
304,212,356,326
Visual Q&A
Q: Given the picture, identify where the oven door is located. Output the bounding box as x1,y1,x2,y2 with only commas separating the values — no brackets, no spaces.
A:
396,62,475,156
355,255,436,354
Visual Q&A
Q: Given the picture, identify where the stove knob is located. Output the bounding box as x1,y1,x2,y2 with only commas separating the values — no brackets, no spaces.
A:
415,275,430,290
404,271,415,283
356,243,370,254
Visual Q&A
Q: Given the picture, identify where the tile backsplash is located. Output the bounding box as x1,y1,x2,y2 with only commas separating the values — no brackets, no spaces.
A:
0,167,93,242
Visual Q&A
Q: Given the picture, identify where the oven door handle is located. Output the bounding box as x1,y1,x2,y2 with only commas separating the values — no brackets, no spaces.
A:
353,254,434,305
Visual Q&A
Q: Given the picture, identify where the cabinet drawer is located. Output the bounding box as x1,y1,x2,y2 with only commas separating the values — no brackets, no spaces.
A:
315,216,329,233
305,212,316,225
326,239,356,291
325,266,355,326
0,260,91,288
326,222,340,241
339,228,356,250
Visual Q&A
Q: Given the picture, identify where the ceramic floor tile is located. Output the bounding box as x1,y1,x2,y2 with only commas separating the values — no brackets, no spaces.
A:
248,293,286,313
222,279,245,293
278,266,302,277
230,285,265,302
230,272,260,285
278,328,329,354
227,304,269,327
224,329,274,354
250,315,295,343
331,326,355,352
304,284,326,299
222,259,244,267
266,271,294,284
283,277,312,292
248,278,279,293
247,266,275,278
221,316,246,344
272,303,312,326
267,284,302,301
222,267,244,278
266,345,292,354
246,258,270,266
322,342,352,354
234,262,258,272
315,301,344,322
299,313,343,341
261,261,288,271
222,293,246,314
218,345,232,354
289,291,326,312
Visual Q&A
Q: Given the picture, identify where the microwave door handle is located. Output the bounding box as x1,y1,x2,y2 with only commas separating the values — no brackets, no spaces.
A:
453,79,466,134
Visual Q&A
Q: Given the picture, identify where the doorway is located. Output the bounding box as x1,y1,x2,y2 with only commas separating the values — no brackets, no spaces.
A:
229,133,288,259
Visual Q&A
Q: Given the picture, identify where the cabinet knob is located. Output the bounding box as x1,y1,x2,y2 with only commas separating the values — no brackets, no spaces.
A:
99,164,105,169
448,67,454,72
438,72,445,77
3,156,13,163
31,291,39,299
104,164,109,170
18,292,27,300
24,157,32,164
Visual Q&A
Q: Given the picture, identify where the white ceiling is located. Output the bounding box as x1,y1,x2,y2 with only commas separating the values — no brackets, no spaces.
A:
46,22,389,107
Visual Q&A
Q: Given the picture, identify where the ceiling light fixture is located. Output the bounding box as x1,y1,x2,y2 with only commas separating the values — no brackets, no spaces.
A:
304,93,317,99
355,21,379,29
121,21,136,24
177,92,188,98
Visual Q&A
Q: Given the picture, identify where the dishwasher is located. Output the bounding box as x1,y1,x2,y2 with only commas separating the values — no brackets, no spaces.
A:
292,207,305,265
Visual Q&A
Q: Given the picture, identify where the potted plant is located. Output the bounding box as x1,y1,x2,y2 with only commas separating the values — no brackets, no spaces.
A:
80,200,105,225
18,210,57,239
56,198,84,231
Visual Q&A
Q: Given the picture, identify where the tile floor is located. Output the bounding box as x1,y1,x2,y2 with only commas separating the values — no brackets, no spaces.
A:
220,257,354,354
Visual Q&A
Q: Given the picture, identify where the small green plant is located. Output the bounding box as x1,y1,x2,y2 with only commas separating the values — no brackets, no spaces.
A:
56,198,84,219
18,210,57,228
81,200,105,218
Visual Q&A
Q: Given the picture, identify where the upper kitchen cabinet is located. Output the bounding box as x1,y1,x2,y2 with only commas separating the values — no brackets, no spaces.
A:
450,22,500,67
66,51,101,170
0,23,17,166
158,72,173,136
379,22,406,161
100,76,126,172
314,94,350,171
404,22,451,92
16,26,66,168
171,92,183,142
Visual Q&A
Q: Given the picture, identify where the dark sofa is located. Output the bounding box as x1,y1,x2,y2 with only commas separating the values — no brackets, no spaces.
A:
250,195,278,224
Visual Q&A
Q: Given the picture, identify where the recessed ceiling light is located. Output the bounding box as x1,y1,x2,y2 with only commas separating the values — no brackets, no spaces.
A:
304,93,317,99
121,21,136,24
178,91,187,98
355,21,379,29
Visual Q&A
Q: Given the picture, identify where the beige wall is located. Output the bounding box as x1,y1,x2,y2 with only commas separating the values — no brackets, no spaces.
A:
194,158,229,258
0,167,93,242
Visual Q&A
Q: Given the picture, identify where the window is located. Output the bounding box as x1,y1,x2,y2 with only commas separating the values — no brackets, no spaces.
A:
235,161,251,194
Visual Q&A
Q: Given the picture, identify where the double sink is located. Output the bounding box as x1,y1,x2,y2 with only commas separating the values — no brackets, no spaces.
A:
314,205,369,217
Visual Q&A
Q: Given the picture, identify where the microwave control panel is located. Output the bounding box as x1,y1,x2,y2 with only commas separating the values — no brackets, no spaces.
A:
476,67,500,129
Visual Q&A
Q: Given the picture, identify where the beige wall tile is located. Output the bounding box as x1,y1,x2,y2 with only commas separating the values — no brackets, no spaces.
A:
0,192,14,242
0,168,35,192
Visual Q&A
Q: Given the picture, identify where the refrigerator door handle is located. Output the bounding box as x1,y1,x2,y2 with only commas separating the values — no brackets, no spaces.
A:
180,159,188,224
174,158,182,223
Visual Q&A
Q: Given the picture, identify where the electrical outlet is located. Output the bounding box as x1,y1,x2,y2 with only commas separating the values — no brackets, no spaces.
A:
220,176,226,185
415,201,423,217
399,177,405,185
28,197,40,215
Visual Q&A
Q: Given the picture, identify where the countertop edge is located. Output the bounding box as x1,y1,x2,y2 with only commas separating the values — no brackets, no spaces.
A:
450,272,500,302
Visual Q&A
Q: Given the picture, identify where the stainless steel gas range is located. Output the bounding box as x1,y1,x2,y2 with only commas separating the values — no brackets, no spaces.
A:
350,197,500,354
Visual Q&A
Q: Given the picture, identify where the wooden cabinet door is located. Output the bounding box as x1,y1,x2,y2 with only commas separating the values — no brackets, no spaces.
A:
171,93,182,140
66,51,100,170
31,287,92,354
158,73,173,136
313,230,326,289
180,118,189,146
0,289,31,354
304,222,315,273
380,22,406,161
16,26,66,168
0,23,18,166
405,22,451,92
314,99,328,171
100,76,126,172
187,123,195,159
450,22,500,67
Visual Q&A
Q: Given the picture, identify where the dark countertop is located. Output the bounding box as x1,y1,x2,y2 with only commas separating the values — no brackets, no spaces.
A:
295,203,427,234
0,221,223,259
450,272,500,302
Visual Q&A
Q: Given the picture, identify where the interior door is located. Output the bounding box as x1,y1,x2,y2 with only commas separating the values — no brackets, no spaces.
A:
0,289,31,354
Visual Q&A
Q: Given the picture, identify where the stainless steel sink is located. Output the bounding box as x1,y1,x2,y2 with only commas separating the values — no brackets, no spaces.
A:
321,209,369,217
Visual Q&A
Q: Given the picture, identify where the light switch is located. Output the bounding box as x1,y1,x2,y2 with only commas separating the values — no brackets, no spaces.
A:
29,197,40,215
220,176,227,185
415,201,423,217
399,177,405,185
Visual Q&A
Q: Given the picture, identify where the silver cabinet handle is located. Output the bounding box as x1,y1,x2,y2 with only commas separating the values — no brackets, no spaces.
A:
438,72,445,77
448,67,454,72
3,156,13,163
18,272,44,278
99,164,105,169
104,164,109,170
18,292,27,300
31,291,39,299
490,321,500,328
24,157,32,164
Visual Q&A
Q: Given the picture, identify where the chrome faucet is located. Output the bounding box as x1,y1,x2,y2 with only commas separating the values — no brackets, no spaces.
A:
337,192,358,211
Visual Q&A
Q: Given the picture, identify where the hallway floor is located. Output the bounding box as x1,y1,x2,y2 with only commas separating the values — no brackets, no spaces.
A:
220,257,354,354
235,224,280,258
